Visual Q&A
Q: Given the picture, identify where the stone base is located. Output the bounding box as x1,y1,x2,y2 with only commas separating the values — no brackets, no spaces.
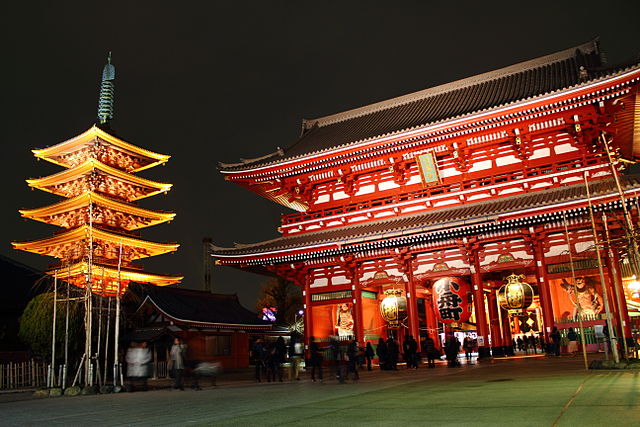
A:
477,347,491,359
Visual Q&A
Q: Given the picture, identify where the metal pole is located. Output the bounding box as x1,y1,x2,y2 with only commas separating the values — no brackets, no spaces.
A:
63,262,70,388
85,201,94,386
602,212,630,359
50,270,57,387
103,296,111,384
584,174,620,363
562,212,590,370
113,240,123,387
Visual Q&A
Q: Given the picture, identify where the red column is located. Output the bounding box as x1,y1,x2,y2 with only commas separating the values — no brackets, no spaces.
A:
532,238,555,341
406,260,420,350
353,268,365,346
425,294,440,350
303,279,313,348
607,250,632,338
486,288,504,356
470,257,490,358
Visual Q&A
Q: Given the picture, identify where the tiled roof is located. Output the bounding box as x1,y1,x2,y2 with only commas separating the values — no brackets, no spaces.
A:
136,284,270,328
211,175,640,257
220,39,639,172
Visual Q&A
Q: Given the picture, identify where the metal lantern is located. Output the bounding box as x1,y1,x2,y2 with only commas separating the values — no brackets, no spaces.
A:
432,277,472,324
497,273,534,315
379,289,407,328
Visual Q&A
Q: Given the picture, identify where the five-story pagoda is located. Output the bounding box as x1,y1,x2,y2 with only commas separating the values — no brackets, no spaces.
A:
13,55,182,297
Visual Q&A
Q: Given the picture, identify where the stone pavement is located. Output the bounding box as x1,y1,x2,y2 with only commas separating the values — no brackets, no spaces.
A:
1,356,638,426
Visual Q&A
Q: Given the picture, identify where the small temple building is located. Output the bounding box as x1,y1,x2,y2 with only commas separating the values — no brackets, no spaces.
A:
212,39,640,357
13,55,182,297
127,284,271,370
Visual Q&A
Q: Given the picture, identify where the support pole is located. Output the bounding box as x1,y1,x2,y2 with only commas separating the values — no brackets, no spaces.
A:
562,211,591,369
63,262,70,389
113,240,123,388
50,270,57,388
602,212,630,358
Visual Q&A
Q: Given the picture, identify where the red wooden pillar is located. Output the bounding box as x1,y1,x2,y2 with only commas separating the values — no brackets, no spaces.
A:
425,294,440,350
607,250,632,338
406,259,420,351
303,278,313,348
531,236,555,341
470,256,490,358
352,267,365,345
501,308,514,355
486,288,504,356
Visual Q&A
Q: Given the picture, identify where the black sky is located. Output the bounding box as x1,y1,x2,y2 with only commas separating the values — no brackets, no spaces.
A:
4,1,640,309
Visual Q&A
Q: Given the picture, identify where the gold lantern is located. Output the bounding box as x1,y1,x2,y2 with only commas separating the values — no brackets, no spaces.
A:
379,289,407,328
497,273,534,316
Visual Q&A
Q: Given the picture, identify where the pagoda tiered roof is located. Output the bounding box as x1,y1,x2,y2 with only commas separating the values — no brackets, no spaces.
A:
33,125,170,173
211,175,640,266
51,261,182,289
219,39,640,172
26,159,172,201
13,224,179,260
19,191,175,231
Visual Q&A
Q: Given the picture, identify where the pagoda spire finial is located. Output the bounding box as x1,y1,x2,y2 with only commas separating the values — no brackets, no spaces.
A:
97,52,116,125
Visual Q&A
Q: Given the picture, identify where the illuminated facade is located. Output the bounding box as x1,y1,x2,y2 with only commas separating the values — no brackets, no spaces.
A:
14,60,181,297
213,40,640,357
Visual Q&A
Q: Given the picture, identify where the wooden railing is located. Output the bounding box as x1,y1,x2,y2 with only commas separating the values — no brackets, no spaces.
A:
0,360,47,390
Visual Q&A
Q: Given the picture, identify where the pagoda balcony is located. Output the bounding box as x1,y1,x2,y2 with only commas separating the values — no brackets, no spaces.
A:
48,257,144,271
280,154,607,235
51,225,141,239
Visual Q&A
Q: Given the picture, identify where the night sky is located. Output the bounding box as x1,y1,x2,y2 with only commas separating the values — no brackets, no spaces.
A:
4,2,640,309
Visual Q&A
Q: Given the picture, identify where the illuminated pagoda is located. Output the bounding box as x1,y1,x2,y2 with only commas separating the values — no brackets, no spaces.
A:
14,56,182,297
213,39,640,358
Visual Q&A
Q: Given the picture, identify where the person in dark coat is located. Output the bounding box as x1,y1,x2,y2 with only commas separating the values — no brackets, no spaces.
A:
330,338,345,383
264,341,278,382
424,336,437,368
444,333,460,367
308,336,323,382
274,336,287,381
550,327,561,356
346,339,360,380
250,338,266,382
404,335,418,369
365,342,375,371
387,337,399,370
376,338,388,370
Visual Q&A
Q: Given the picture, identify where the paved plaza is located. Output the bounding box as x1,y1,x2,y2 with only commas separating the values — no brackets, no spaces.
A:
1,356,639,426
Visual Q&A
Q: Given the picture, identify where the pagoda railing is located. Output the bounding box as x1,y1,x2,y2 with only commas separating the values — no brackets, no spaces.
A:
281,154,604,227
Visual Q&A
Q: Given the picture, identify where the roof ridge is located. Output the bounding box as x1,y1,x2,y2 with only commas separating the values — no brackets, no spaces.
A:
303,39,600,129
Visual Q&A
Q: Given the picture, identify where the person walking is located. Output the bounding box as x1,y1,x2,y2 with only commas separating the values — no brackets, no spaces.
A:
365,342,375,371
424,335,437,368
567,328,579,355
308,336,323,382
387,337,399,370
445,333,460,367
250,338,266,382
463,335,474,362
274,336,287,382
376,338,388,370
288,333,304,381
330,338,345,383
550,327,561,356
170,337,187,390
346,339,360,381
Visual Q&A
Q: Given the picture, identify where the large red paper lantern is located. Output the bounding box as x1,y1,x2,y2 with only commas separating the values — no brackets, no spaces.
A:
433,277,472,323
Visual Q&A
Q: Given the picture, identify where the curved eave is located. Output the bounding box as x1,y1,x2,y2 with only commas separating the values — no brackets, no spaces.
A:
13,225,180,259
26,159,172,201
48,262,182,287
141,296,271,330
33,125,170,172
19,191,176,230
221,63,640,176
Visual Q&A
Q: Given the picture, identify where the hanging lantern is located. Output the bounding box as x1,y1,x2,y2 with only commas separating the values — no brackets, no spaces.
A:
497,273,534,316
379,289,407,328
432,277,472,324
